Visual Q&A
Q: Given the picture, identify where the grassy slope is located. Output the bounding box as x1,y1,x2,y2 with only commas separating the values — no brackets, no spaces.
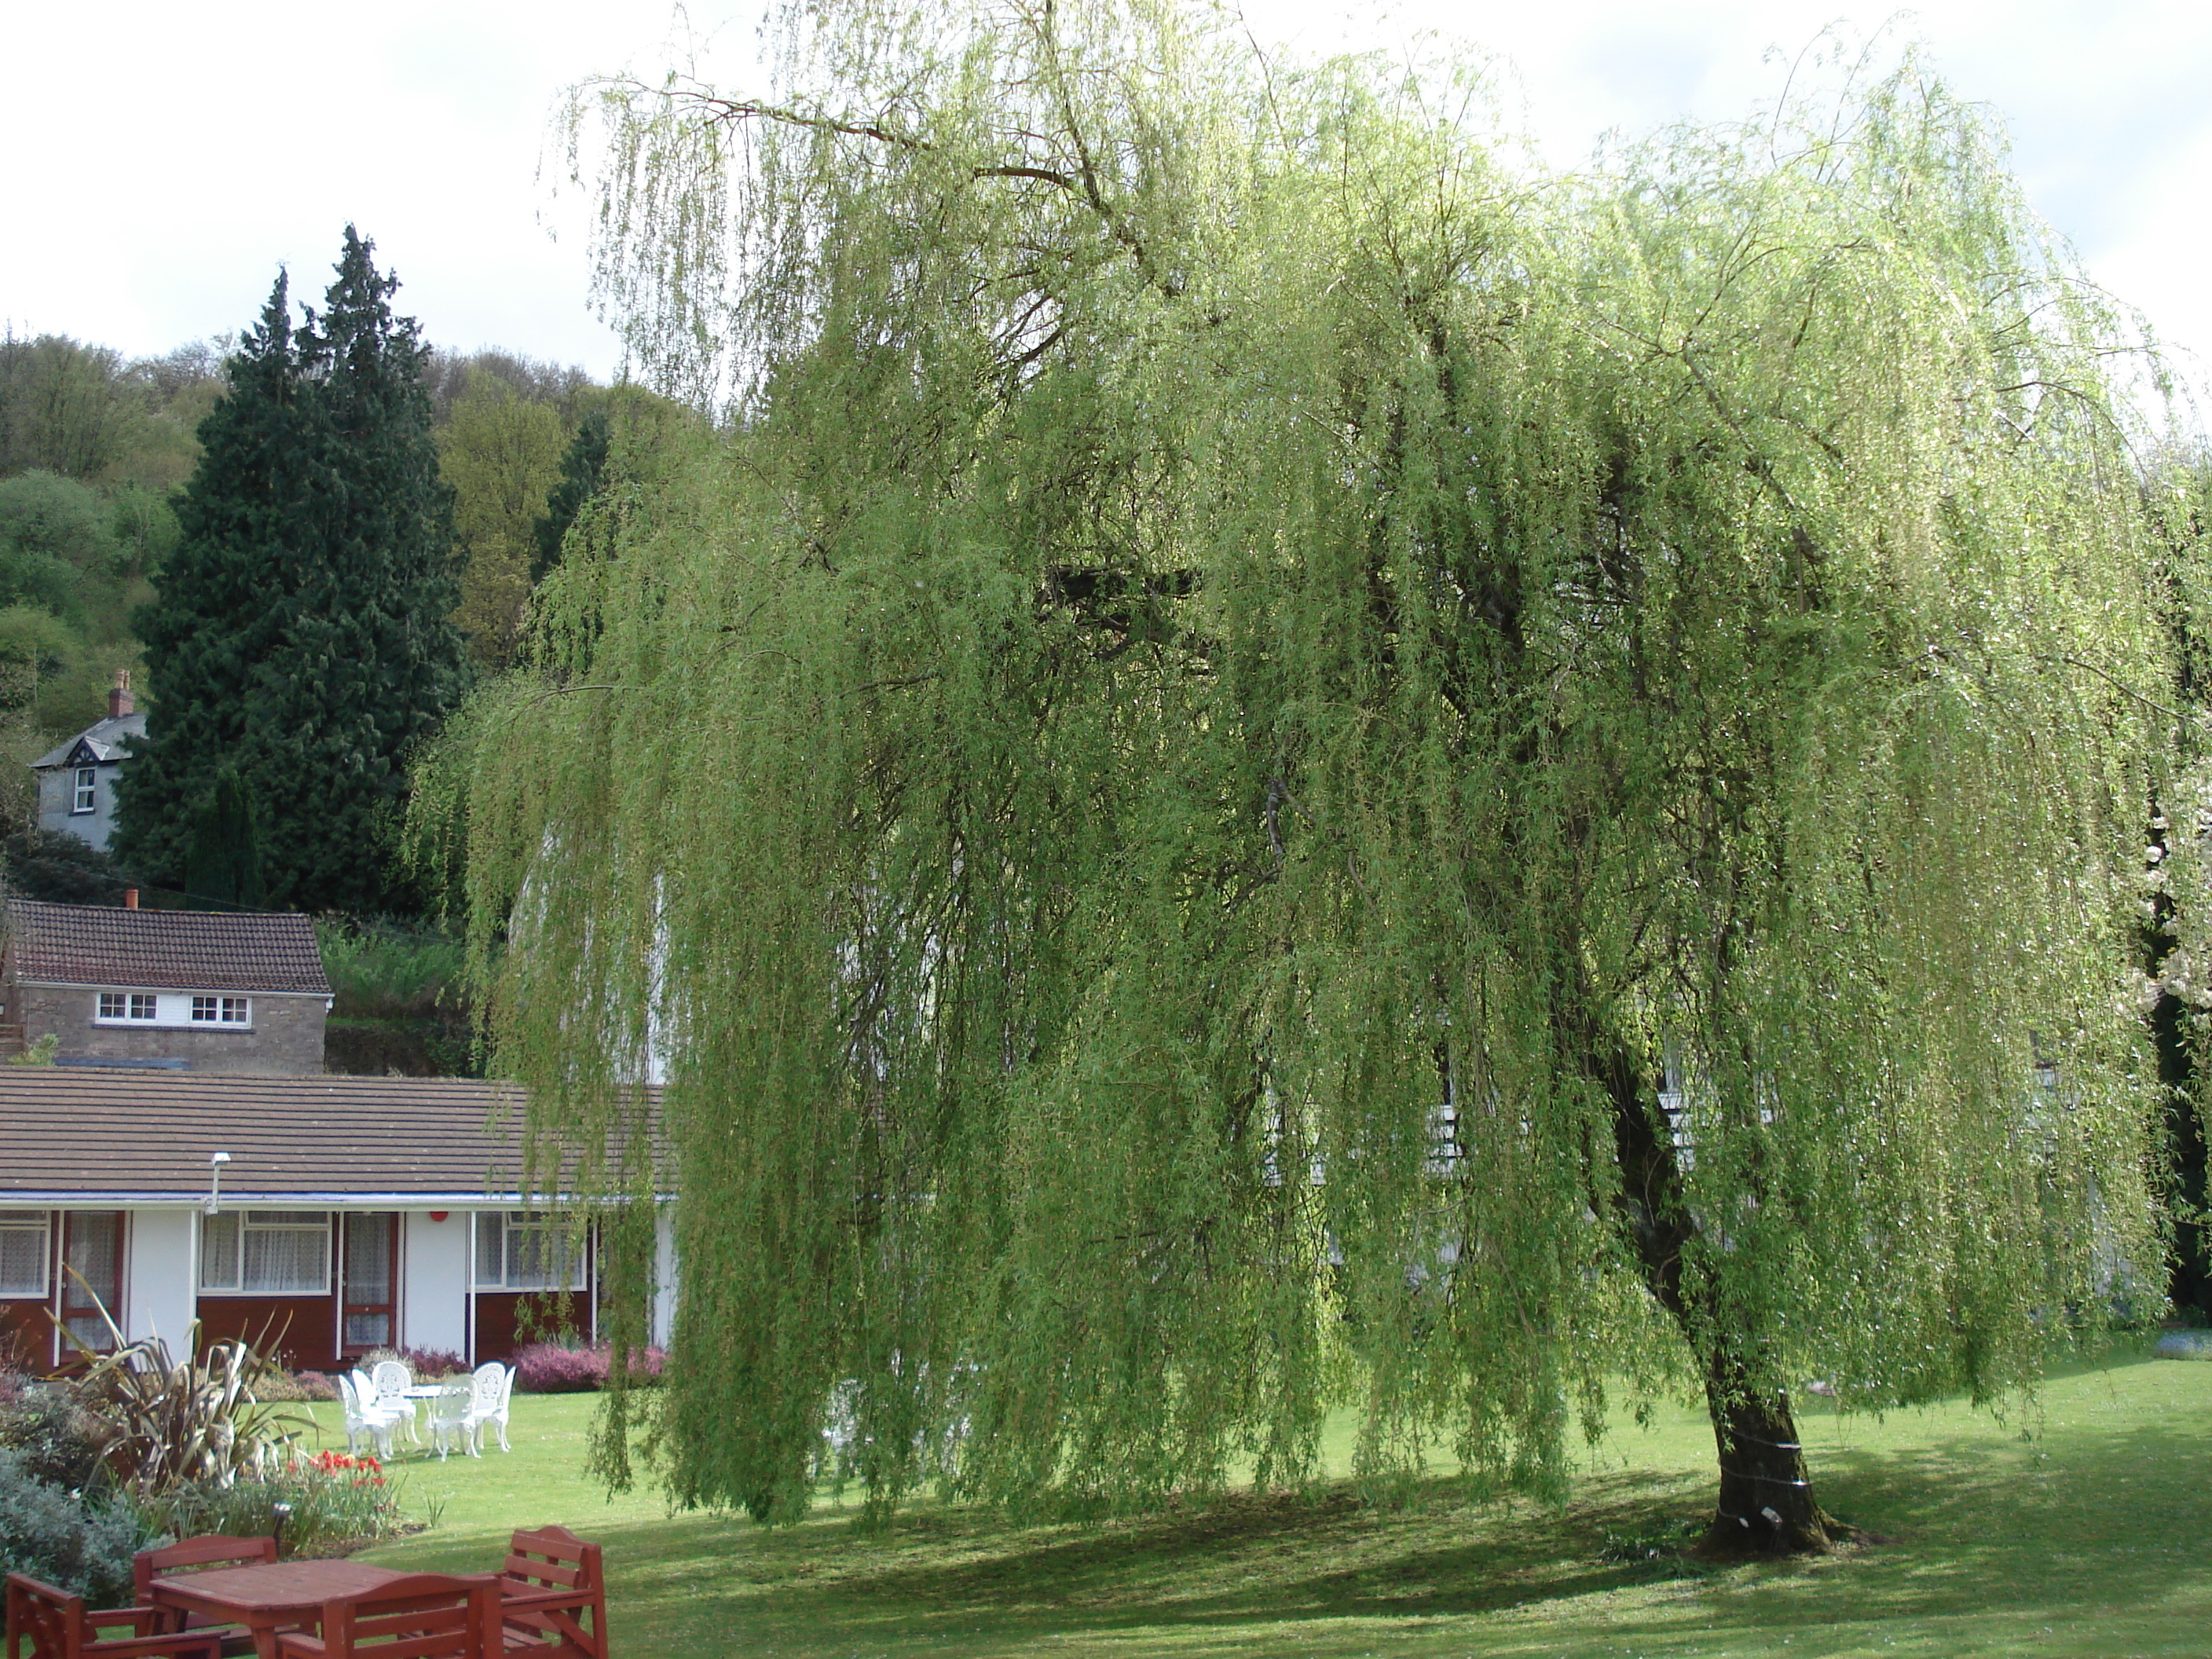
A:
330,1348,2212,1658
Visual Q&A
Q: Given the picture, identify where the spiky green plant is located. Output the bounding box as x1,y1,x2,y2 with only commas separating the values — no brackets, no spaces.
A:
61,1298,307,1497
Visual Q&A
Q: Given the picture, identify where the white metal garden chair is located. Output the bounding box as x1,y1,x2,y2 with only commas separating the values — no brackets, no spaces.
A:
336,1372,400,1459
457,1361,514,1456
368,1357,423,1446
427,1381,474,1460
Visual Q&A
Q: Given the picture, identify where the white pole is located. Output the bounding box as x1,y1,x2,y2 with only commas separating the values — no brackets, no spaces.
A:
465,1212,478,1367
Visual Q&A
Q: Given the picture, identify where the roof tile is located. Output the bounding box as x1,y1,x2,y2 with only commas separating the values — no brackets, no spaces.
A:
0,1071,661,1200
5,899,332,994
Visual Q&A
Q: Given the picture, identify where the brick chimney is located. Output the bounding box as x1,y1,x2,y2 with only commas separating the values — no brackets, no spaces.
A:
108,669,134,721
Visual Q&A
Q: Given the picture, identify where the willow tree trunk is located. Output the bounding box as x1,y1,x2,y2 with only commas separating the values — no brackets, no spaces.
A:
1577,1001,1854,1554
1703,1356,1836,1552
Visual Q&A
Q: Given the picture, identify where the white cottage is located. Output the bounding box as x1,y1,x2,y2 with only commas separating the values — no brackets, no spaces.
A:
0,1071,672,1375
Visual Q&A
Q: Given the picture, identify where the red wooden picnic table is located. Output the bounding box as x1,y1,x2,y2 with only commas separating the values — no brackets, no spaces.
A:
149,1562,405,1659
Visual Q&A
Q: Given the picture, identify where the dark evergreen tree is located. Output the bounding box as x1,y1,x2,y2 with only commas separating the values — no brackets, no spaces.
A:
529,405,610,584
116,229,467,914
181,767,266,909
2,830,130,906
114,276,303,888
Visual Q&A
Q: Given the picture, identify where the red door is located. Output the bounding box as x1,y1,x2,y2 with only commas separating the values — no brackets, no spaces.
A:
58,1211,124,1357
340,1213,398,1357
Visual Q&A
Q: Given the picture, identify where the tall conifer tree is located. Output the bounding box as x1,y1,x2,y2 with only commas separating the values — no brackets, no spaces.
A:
182,767,267,910
119,229,467,913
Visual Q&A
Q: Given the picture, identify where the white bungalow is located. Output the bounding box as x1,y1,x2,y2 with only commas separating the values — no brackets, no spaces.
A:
0,1071,671,1375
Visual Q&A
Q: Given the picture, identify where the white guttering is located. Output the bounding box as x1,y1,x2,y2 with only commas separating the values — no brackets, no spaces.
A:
11,981,331,996
2,1192,673,1207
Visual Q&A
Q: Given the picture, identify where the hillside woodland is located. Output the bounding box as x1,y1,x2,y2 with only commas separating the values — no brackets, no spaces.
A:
0,327,690,844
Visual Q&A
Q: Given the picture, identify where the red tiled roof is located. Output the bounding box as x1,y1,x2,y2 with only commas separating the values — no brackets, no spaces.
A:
4,899,332,995
0,1071,662,1201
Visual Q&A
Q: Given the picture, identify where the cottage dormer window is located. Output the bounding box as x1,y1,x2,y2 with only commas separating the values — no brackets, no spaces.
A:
71,767,96,814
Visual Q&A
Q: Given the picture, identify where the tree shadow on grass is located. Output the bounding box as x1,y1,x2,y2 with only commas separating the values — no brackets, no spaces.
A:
569,1408,2212,1657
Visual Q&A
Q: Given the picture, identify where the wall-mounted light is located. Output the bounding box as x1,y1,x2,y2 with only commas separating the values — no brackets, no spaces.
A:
428,1210,449,1223
204,1151,231,1217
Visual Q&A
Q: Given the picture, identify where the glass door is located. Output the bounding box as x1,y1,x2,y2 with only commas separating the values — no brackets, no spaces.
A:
340,1213,397,1354
59,1211,123,1352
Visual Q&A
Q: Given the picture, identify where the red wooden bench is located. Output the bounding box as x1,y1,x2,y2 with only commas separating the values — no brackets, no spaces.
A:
6,1573,225,1659
493,1530,606,1659
272,1573,499,1659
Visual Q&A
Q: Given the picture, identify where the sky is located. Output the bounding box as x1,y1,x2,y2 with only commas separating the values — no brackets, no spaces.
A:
4,0,2207,410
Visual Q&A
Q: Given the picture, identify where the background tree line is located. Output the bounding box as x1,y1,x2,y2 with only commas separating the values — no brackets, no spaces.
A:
0,316,687,888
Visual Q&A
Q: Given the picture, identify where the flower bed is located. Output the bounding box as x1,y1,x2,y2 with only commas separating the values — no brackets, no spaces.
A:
514,1342,667,1393
136,1448,427,1558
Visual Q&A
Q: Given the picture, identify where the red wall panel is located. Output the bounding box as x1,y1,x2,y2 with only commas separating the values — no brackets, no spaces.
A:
471,1291,589,1363
196,1296,339,1373
0,1299,49,1369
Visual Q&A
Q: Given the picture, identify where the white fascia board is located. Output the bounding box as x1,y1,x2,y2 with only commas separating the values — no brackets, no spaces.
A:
2,1192,671,1207
16,982,328,997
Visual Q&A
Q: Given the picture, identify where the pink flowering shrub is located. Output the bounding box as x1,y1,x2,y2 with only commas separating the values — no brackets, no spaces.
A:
512,1342,667,1393
397,1347,467,1379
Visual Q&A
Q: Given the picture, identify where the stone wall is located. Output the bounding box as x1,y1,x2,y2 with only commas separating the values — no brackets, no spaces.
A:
7,984,329,1075
34,761,123,851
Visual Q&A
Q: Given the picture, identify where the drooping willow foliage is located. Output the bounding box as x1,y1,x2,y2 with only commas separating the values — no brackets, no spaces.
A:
427,1,2177,1539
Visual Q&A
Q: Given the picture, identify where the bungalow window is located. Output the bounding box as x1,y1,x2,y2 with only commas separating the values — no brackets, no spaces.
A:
0,1210,48,1297
474,1212,586,1291
189,997,250,1025
71,767,96,814
200,1210,330,1295
97,993,159,1022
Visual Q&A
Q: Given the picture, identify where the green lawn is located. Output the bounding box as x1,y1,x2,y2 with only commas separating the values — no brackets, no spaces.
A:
315,1347,2212,1657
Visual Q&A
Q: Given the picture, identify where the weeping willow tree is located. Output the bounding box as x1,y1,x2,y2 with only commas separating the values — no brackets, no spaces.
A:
434,2,2177,1554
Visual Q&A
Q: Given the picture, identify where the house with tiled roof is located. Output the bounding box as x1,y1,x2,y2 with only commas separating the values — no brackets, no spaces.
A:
0,1071,672,1374
2,895,333,1074
0,894,675,1374
30,672,146,852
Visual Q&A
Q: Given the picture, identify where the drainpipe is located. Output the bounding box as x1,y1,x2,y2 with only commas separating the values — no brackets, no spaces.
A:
465,1213,478,1367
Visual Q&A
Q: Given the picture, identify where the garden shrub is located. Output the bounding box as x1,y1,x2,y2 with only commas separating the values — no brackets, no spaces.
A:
0,1372,104,1492
514,1342,665,1393
360,1346,467,1380
253,1369,339,1404
356,1345,464,1380
67,1320,303,1495
398,1346,468,1379
0,1446,163,1606
135,1451,423,1558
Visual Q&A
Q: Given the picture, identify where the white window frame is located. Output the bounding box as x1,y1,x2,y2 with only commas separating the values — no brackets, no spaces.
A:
71,767,96,814
473,1211,588,1291
199,1210,331,1295
0,1210,49,1298
96,992,247,1029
